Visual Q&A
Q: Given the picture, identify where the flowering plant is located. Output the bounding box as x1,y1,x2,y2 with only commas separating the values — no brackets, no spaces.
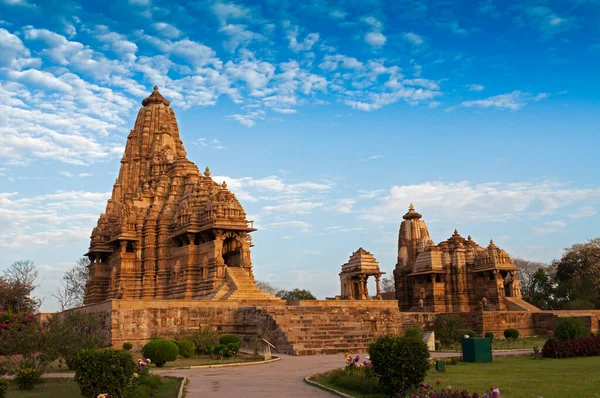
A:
96,394,113,398
409,381,502,398
344,353,361,371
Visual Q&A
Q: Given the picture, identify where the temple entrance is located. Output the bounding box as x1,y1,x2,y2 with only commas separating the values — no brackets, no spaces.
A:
222,236,242,266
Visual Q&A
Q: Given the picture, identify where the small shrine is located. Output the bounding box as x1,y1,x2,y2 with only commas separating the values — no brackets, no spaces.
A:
339,248,385,300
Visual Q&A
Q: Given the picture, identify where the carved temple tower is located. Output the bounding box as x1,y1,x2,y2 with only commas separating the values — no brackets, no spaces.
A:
394,204,527,312
85,86,277,304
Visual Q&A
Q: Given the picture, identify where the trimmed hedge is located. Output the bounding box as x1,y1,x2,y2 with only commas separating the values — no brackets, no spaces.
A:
403,327,422,340
542,336,600,358
504,328,519,340
142,339,179,367
219,334,242,347
458,329,476,339
122,342,133,351
484,332,494,340
368,335,430,397
72,349,135,398
554,317,586,341
175,340,195,358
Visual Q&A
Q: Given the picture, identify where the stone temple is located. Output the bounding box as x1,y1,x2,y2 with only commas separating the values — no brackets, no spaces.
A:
394,204,529,313
75,87,599,355
85,86,277,303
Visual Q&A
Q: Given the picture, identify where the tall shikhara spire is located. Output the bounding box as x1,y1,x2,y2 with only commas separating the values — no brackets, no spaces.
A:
84,87,275,304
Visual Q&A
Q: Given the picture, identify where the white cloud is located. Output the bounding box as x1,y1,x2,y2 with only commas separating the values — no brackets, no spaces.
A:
262,201,323,214
365,32,386,47
460,90,548,110
152,22,181,39
59,171,73,177
286,25,319,52
569,206,597,219
516,5,576,37
360,180,600,223
326,199,356,214
468,84,485,92
266,220,311,231
404,32,424,46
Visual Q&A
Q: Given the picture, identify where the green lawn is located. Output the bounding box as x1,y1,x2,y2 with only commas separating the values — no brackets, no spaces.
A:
439,336,548,352
7,376,183,397
45,351,265,372
315,356,600,398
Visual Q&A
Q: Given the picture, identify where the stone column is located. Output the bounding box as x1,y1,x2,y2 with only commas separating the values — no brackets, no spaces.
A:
359,276,366,300
375,274,382,300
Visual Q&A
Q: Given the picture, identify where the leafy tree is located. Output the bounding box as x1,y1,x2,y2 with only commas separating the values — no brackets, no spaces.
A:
0,260,40,314
380,276,395,293
256,280,280,295
552,238,600,309
276,288,316,301
524,268,556,310
52,257,90,310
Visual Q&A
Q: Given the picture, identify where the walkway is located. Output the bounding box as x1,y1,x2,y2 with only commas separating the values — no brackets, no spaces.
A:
155,350,533,397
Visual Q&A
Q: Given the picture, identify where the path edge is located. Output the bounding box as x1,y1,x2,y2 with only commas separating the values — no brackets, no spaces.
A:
304,369,354,398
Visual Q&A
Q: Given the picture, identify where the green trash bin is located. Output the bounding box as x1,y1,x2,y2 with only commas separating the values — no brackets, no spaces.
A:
462,337,492,363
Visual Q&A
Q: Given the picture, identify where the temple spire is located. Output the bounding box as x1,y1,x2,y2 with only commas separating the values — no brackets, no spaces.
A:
403,203,422,220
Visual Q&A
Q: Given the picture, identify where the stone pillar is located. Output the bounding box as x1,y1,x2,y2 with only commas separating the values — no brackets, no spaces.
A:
359,276,366,300
375,274,382,300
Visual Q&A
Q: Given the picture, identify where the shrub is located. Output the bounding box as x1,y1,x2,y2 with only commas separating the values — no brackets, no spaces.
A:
0,378,7,398
554,317,587,341
226,342,239,357
14,367,42,390
213,344,227,358
42,312,105,369
369,335,430,397
0,313,48,371
142,339,179,367
189,327,220,354
72,348,135,398
329,368,379,395
504,328,519,340
175,340,195,358
403,327,422,340
122,342,133,351
458,329,476,339
431,314,462,346
219,334,242,348
410,384,502,398
542,335,600,358
485,332,494,340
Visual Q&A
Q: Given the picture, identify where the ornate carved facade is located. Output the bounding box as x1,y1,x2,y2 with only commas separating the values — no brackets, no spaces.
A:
394,205,525,312
84,87,272,304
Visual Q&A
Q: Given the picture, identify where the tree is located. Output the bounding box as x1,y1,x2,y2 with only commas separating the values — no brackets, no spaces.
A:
256,280,280,295
276,288,317,301
552,238,600,309
52,257,90,311
513,257,555,309
0,260,40,313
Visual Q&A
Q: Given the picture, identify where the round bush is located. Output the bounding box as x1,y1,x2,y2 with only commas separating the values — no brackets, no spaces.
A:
142,339,179,367
458,329,476,339
554,317,586,341
73,349,135,398
14,368,42,391
0,377,8,398
403,327,422,340
226,342,239,356
176,340,195,358
368,335,430,397
504,328,520,340
485,332,494,340
122,342,133,351
219,334,242,347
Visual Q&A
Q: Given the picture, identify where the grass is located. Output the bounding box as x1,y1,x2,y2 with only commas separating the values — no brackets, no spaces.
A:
44,351,265,372
314,356,600,398
6,376,183,398
439,336,548,352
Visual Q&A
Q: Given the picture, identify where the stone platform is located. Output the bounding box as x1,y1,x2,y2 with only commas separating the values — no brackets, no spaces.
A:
75,299,600,355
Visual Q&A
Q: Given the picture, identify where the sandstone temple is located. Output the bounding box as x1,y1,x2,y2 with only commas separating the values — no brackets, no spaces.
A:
394,204,530,313
75,87,599,355
85,86,278,303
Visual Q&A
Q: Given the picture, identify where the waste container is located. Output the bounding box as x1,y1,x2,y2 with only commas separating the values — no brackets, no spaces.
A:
462,337,492,363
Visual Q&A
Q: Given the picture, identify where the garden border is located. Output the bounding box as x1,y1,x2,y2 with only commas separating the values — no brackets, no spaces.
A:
176,376,186,398
156,356,281,370
304,369,354,398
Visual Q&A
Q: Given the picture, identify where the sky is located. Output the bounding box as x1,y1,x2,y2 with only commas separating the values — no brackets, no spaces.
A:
0,0,599,312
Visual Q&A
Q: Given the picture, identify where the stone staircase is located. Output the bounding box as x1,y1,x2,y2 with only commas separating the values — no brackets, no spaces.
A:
505,297,541,312
221,266,282,302
256,305,380,355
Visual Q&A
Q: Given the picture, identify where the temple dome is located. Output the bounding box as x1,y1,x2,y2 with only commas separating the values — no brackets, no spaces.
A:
142,85,171,107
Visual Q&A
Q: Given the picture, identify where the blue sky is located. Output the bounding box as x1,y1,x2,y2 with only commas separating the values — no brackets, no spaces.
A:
0,0,599,311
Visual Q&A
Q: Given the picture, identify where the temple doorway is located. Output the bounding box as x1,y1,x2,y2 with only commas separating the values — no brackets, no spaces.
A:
222,236,242,266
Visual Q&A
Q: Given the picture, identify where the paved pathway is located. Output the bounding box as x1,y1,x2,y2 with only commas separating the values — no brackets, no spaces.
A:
155,350,533,397
44,349,533,397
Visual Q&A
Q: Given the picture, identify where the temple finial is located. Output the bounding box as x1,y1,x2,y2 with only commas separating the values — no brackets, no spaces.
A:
153,85,158,91
204,166,211,177
222,181,228,189
409,203,415,211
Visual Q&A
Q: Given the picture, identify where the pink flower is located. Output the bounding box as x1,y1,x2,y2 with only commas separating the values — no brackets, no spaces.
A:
491,388,500,398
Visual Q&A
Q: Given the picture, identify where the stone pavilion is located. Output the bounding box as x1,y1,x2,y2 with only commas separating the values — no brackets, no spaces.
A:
339,248,385,300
